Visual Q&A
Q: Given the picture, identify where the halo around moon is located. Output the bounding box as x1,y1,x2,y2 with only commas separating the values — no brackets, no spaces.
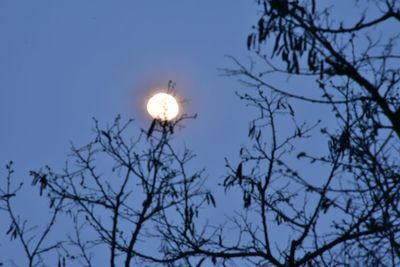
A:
147,92,179,121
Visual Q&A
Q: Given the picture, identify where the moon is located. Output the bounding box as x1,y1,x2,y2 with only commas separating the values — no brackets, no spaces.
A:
147,92,179,121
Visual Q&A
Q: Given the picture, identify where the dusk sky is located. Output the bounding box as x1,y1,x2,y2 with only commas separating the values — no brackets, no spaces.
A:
2,1,398,266
0,1,258,265
1,1,257,174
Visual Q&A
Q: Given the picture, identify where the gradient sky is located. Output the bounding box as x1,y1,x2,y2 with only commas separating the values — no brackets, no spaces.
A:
0,1,258,265
0,0,257,173
2,1,393,266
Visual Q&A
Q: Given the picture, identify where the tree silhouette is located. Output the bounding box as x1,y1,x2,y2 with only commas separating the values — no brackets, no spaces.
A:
158,0,400,266
1,114,213,267
2,1,400,266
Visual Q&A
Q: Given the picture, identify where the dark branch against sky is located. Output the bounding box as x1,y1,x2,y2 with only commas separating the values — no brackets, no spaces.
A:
1,0,400,266
0,1,256,265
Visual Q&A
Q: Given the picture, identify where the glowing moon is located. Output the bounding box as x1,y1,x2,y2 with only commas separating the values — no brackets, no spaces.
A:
147,92,179,121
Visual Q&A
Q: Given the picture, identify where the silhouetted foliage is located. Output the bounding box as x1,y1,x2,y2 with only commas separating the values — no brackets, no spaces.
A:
192,0,400,266
2,1,400,266
1,114,212,267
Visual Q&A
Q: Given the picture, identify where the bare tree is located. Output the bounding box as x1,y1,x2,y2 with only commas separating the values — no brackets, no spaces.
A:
1,162,64,267
2,1,400,267
156,1,400,266
1,113,213,267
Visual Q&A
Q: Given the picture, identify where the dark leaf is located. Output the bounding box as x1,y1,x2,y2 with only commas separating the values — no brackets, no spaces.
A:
6,223,14,235
147,119,156,139
236,163,243,183
101,130,111,142
247,34,253,50
243,192,251,208
206,192,216,207
321,197,331,213
248,123,256,138
12,228,18,240
272,32,283,56
258,18,267,42
296,127,302,137
210,194,216,207
297,152,306,159
49,198,55,209
256,131,261,142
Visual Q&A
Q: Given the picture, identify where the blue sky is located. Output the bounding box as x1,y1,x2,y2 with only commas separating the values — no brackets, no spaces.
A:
0,0,258,265
0,1,257,175
3,1,395,266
